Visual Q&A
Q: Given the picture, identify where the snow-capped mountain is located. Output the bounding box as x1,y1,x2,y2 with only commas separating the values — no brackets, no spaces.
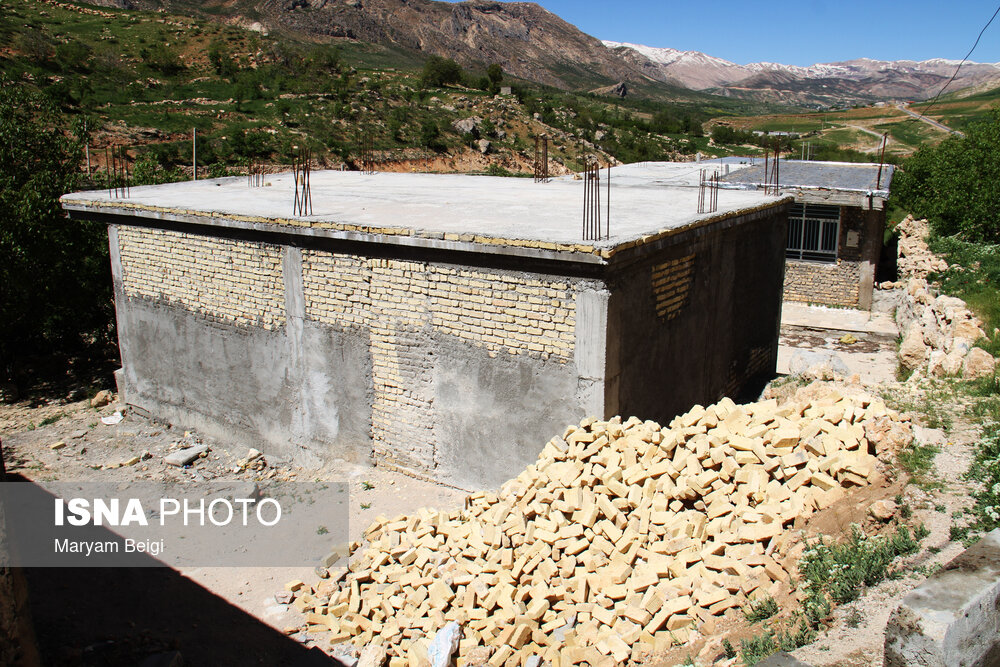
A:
604,40,1000,107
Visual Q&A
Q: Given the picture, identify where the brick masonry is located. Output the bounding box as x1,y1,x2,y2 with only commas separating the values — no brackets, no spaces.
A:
118,227,286,330
783,259,861,308
781,204,885,309
301,253,578,475
117,228,582,479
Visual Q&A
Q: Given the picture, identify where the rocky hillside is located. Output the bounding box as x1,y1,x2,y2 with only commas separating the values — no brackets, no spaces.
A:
98,0,651,90
606,41,1000,108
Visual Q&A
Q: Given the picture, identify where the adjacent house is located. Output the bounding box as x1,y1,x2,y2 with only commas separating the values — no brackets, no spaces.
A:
721,160,894,309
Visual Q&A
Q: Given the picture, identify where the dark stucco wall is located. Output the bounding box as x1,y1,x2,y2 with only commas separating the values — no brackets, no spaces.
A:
605,205,789,425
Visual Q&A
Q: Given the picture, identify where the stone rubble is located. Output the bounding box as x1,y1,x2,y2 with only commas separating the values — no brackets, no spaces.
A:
884,216,996,380
284,385,912,666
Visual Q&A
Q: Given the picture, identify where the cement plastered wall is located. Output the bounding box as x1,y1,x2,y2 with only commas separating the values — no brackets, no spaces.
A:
109,203,786,489
113,224,596,487
114,226,372,466
300,251,591,488
608,207,786,422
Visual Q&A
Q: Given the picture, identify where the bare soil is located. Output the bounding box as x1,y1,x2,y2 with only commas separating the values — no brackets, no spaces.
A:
0,370,982,666
0,393,466,666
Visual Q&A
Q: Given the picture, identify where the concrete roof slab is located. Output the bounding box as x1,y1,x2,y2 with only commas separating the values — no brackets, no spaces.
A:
62,167,782,254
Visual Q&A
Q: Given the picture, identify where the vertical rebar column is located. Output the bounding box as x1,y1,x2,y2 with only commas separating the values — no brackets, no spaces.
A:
606,164,610,240
292,148,313,216
358,131,376,175
697,168,707,214
773,139,780,195
711,170,718,212
192,128,197,181
582,158,603,241
106,146,130,199
534,135,549,182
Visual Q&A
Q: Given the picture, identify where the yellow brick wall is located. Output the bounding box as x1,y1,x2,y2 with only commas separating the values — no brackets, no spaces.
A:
783,259,860,308
118,227,286,329
652,254,696,320
302,252,576,361
302,251,578,474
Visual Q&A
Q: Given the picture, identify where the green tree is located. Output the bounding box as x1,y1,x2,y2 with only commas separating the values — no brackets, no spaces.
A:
419,120,445,153
420,55,463,88
893,110,1000,243
487,63,503,86
0,82,114,381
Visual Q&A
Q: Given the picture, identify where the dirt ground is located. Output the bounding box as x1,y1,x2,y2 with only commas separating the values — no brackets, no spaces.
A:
1,393,466,665
0,328,985,666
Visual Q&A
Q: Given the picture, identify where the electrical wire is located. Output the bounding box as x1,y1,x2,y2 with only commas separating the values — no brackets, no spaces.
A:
907,2,1000,124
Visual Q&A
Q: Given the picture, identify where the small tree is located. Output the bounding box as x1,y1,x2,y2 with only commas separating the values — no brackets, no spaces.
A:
420,56,463,88
487,63,503,86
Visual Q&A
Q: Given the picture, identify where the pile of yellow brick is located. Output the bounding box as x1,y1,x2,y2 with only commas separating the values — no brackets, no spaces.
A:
289,389,901,665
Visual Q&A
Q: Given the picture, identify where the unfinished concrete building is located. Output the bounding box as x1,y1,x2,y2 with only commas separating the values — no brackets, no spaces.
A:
62,169,789,489
721,160,894,310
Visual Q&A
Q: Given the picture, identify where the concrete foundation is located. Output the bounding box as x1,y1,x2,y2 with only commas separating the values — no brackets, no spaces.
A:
885,529,1000,667
65,169,789,489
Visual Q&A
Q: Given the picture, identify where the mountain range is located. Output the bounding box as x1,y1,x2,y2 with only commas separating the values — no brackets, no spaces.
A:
99,0,1000,107
605,41,1000,107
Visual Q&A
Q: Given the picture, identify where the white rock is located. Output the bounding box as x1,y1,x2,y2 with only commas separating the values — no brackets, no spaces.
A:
427,621,461,667
899,324,929,370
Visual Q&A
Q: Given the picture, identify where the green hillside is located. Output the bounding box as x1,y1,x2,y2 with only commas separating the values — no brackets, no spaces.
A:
0,0,792,180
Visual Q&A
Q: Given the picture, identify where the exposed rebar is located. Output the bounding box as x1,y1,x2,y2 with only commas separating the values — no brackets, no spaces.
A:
292,147,313,217
582,158,604,241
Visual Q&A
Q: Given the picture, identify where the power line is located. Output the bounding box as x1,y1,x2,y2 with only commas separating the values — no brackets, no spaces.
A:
909,2,1000,122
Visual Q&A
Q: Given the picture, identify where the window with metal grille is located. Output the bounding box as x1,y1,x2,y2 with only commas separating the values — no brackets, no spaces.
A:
786,203,840,262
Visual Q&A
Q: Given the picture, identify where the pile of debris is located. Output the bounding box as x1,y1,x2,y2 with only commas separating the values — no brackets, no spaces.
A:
288,387,910,665
886,216,996,379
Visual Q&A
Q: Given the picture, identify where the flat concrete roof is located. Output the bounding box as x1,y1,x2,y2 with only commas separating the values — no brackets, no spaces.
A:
720,159,893,197
62,167,783,262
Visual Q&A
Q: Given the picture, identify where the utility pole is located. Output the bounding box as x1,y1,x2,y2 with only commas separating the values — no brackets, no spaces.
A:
192,128,197,181
84,119,91,175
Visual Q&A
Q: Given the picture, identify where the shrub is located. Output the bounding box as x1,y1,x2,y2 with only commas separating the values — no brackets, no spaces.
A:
894,110,1000,244
0,82,113,379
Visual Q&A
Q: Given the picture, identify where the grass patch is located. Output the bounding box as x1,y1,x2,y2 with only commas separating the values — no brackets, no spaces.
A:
799,525,925,608
38,412,65,426
897,442,942,490
738,523,927,665
743,595,779,623
953,424,1000,541
928,235,1000,353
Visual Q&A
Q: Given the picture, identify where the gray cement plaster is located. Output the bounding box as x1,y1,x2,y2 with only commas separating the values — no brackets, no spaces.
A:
609,207,786,422
117,297,371,467
431,333,583,490
885,528,1000,667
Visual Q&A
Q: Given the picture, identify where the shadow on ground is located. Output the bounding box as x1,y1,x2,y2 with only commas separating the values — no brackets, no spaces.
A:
6,473,339,667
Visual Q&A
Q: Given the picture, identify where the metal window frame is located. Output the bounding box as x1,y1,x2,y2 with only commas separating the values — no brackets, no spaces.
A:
785,203,840,263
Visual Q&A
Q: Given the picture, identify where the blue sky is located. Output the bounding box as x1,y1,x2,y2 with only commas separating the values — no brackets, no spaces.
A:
448,1,1000,66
